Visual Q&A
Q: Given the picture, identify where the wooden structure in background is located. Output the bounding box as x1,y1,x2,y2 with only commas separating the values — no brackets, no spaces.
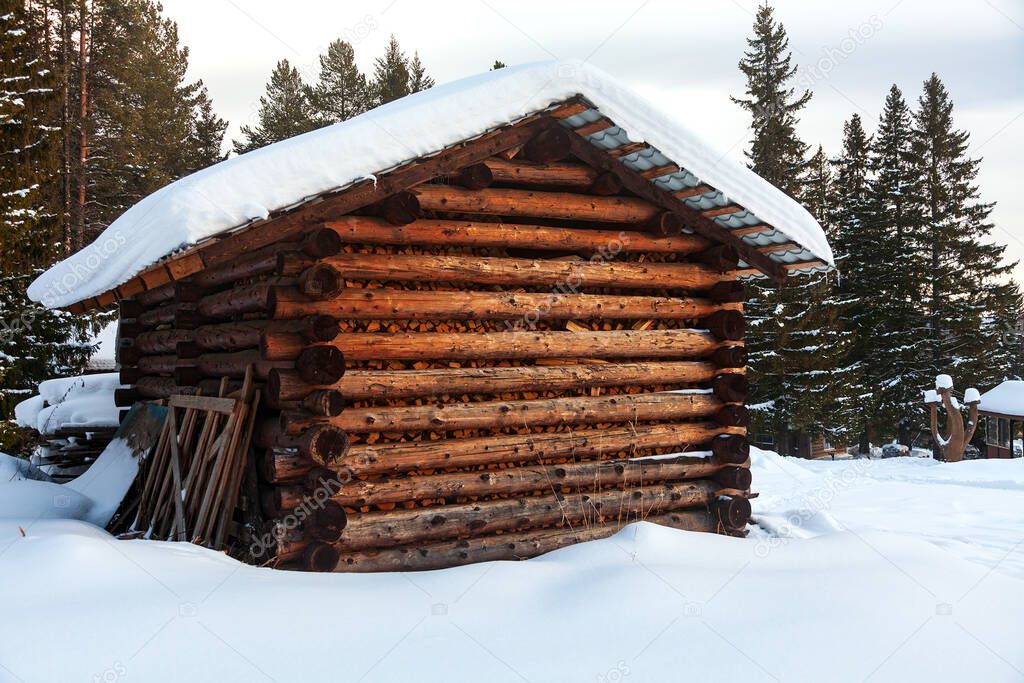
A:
978,381,1023,459
65,99,829,571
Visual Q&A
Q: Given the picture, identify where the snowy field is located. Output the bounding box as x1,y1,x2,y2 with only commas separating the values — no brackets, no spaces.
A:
1,449,1022,683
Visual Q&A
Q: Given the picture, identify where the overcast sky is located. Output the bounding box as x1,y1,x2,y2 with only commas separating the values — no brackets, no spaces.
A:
160,0,1024,281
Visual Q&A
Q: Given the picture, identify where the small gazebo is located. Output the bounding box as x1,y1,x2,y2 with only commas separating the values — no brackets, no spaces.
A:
978,381,1023,459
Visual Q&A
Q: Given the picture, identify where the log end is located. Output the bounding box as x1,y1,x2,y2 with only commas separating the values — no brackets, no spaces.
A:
521,124,572,163
702,310,745,342
306,500,348,542
696,245,740,272
714,404,749,427
455,163,494,191
299,264,345,300
646,211,684,236
711,346,747,369
712,373,750,404
303,227,344,258
306,315,342,343
303,542,340,572
375,191,420,225
712,496,752,530
714,466,752,491
711,434,750,464
296,345,346,385
309,426,350,467
706,280,746,303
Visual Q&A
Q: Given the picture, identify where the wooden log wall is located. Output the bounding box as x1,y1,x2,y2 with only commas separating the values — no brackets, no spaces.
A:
115,131,753,571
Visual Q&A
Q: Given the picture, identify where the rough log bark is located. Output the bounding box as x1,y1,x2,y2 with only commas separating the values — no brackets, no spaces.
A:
325,505,739,572
265,361,734,404
133,329,194,355
192,316,340,352
483,157,598,189
284,392,724,434
337,421,743,477
325,458,748,508
266,286,732,325
415,184,662,224
294,252,734,291
255,422,349,466
321,216,710,255
334,479,720,550
262,328,731,362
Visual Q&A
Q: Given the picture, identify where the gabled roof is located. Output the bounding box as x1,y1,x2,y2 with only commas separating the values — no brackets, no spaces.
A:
29,60,832,310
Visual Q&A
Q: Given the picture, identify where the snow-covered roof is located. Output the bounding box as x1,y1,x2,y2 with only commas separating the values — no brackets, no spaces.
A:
28,60,832,309
978,380,1024,418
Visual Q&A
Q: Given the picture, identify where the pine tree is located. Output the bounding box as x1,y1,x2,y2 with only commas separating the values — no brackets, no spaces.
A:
184,85,227,173
407,50,434,93
909,74,1013,385
233,59,317,153
308,39,370,124
73,0,229,237
0,5,94,449
730,2,811,197
491,60,506,70
371,35,410,105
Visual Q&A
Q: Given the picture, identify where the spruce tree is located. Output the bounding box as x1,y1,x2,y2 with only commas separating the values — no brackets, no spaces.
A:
184,85,228,173
909,74,1013,385
491,60,506,70
731,2,811,197
407,50,434,93
0,0,60,267
371,35,410,105
862,85,930,435
308,39,370,124
233,59,317,153
733,3,843,451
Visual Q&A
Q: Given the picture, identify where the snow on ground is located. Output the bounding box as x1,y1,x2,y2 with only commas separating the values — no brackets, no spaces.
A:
0,438,140,527
1,450,1022,682
28,59,831,308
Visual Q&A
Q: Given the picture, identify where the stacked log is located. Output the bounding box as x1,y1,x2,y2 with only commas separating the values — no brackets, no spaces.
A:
115,130,753,571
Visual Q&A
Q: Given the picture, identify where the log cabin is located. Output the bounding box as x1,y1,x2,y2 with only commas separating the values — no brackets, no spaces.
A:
28,61,833,571
978,381,1023,459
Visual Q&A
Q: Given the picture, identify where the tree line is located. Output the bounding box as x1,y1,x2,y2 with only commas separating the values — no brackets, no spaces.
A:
736,4,1023,450
0,0,1019,454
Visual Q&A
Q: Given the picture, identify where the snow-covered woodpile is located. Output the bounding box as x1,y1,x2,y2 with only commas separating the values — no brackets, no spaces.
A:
27,62,833,571
14,373,124,480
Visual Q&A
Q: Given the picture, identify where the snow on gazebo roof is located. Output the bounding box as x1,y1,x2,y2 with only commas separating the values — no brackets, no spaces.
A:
28,60,833,309
978,381,1024,418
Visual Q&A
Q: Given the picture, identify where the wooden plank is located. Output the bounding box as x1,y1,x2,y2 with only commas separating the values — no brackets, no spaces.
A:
165,407,187,542
674,185,714,199
168,394,238,414
702,205,745,218
572,118,615,136
606,142,647,158
638,164,679,179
